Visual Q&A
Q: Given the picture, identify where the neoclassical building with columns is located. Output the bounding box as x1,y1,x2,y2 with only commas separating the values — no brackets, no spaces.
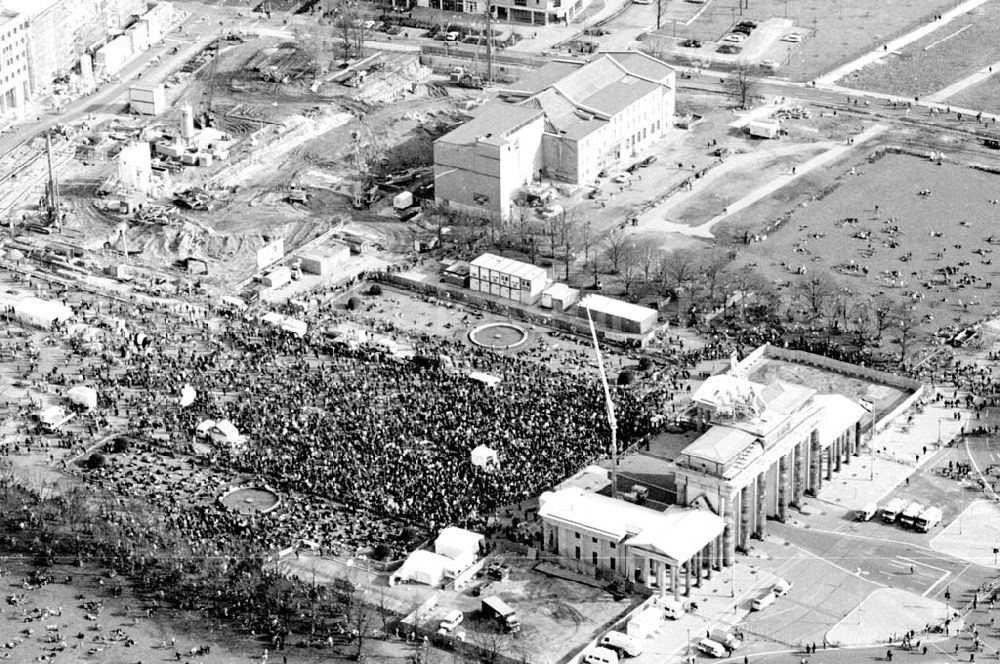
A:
539,487,725,599
675,370,867,567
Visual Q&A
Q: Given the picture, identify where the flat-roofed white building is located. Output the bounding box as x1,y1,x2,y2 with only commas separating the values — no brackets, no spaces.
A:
469,253,548,304
539,487,724,599
578,293,658,334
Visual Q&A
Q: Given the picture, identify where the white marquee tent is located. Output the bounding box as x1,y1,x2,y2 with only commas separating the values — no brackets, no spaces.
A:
15,297,74,329
67,386,98,410
389,550,453,587
470,444,498,470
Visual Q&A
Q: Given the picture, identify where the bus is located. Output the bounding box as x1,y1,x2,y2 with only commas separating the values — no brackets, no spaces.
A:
915,506,943,532
880,498,906,523
899,501,924,529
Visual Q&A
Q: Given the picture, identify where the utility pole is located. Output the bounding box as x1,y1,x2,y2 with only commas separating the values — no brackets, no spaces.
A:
484,2,493,84
585,306,618,499
44,131,60,231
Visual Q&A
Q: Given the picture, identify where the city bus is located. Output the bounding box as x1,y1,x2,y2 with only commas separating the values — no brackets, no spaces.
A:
899,501,924,529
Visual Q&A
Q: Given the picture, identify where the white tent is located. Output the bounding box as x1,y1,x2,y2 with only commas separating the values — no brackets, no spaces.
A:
15,297,73,329
261,312,284,326
210,419,247,449
469,371,501,388
37,405,67,425
434,527,484,565
220,296,247,311
179,384,197,408
67,386,98,410
470,444,498,470
389,550,451,587
195,419,216,438
280,317,308,337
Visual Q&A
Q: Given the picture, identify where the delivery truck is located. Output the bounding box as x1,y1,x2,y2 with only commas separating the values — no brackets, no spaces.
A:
481,596,520,633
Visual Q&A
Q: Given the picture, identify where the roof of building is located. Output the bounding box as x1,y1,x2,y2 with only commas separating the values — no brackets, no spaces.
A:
579,76,660,117
682,425,759,465
543,282,578,299
501,60,585,97
813,393,867,445
578,293,657,323
471,253,548,282
692,374,763,409
539,487,724,562
435,526,484,556
436,103,544,147
604,51,676,83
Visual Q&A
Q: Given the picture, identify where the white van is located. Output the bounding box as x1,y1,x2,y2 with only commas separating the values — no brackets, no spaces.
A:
771,578,792,597
750,591,776,611
600,631,643,657
856,502,878,521
915,506,943,532
709,629,742,651
584,646,620,664
656,596,685,620
881,497,906,523
696,638,727,658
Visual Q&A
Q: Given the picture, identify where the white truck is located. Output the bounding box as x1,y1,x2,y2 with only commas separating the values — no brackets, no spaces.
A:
880,497,906,523
900,501,924,529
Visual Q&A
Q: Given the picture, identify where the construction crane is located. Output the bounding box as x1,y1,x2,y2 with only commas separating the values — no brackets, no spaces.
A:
199,40,221,128
585,306,618,499
42,131,61,229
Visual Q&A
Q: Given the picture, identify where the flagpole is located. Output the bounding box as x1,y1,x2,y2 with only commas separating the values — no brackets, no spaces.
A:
586,306,618,499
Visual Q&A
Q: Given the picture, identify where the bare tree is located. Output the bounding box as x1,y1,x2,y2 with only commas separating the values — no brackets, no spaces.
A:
602,227,629,274
893,302,921,364
871,294,897,338
795,271,836,326
637,244,659,286
656,248,699,319
725,61,759,110
620,243,640,297
698,247,731,308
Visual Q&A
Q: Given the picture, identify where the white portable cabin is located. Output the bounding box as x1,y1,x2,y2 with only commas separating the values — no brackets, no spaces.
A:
747,120,780,139
390,549,452,587
393,191,413,209
469,371,501,388
15,297,74,329
434,527,484,568
280,317,308,337
626,605,661,639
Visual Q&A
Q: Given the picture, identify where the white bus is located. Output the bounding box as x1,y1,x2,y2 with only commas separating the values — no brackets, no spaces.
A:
915,506,943,532
899,501,924,529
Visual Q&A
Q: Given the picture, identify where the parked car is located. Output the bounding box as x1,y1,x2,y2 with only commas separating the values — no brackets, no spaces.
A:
641,155,657,166
782,33,803,42
723,33,747,42
438,610,464,633
584,27,610,36
696,639,727,658
759,59,780,70
681,38,702,48
771,578,792,597
613,173,630,184
717,44,742,54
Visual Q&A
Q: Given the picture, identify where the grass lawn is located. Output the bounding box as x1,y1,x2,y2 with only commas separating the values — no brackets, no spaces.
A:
837,2,1000,97
647,0,961,82
731,151,1000,342
945,76,1000,113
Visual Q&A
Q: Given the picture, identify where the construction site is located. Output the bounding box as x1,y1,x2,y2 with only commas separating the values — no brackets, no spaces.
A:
0,9,498,304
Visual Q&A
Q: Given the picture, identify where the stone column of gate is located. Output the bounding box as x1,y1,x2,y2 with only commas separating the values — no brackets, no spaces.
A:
845,428,852,464
835,437,843,473
739,484,751,551
723,502,735,567
755,472,766,539
793,440,805,504
778,453,789,522
854,421,863,456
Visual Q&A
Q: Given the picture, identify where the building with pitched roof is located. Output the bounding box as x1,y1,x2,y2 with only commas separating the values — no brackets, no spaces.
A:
433,52,675,219
539,487,724,599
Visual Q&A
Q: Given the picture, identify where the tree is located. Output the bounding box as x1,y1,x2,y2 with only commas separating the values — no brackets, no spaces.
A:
725,62,759,110
893,302,921,364
871,294,897,338
655,0,670,29
656,248,699,319
795,272,836,327
619,243,640,297
698,247,732,309
602,227,629,275
637,244,659,287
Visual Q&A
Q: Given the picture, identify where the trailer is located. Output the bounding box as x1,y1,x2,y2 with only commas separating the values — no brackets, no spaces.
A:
481,596,520,633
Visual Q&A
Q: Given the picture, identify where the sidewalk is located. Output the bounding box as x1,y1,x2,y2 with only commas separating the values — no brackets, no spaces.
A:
816,400,971,513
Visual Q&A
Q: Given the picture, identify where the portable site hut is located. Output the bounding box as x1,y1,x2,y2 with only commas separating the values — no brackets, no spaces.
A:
15,297,74,329
540,282,579,314
578,294,658,334
434,526,484,564
67,386,98,410
470,444,498,471
747,120,780,139
469,253,548,305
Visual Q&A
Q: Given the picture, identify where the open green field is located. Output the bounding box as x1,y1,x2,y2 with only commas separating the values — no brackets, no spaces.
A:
838,1,1000,97
647,0,962,81
731,151,1000,340
946,76,1000,113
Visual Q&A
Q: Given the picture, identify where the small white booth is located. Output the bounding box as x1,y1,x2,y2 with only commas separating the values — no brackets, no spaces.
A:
179,384,197,408
540,283,579,314
469,371,501,388
67,386,98,410
470,444,498,470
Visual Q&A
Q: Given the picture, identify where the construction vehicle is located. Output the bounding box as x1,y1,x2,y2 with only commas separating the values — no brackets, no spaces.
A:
352,181,379,209
343,70,367,87
287,187,308,204
449,67,483,89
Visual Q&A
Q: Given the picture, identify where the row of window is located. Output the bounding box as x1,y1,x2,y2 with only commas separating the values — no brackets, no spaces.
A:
573,531,616,549
573,546,617,570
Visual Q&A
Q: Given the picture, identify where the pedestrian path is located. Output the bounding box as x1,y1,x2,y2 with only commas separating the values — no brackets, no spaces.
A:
827,588,950,646
926,60,1000,102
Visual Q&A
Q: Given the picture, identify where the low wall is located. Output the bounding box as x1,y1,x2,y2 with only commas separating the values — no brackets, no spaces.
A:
761,345,924,393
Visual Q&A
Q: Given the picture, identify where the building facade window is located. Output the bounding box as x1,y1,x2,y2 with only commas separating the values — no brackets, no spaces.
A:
575,546,581,559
